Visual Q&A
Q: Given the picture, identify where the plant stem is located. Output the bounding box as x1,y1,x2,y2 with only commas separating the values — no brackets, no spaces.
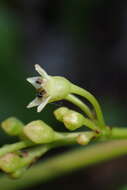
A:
82,118,99,131
111,127,127,139
1,127,127,158
65,94,94,120
71,84,105,128
23,131,96,167
0,141,33,157
17,145,52,170
0,131,96,158
1,140,127,190
1,126,127,189
58,131,96,145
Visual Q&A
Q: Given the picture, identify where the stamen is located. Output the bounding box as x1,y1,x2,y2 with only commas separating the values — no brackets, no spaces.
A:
36,78,42,85
36,89,46,98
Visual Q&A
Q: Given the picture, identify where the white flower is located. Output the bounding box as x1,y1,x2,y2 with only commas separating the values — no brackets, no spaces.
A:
27,64,71,112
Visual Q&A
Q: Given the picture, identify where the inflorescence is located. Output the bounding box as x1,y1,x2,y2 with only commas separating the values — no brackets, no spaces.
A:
0,65,110,179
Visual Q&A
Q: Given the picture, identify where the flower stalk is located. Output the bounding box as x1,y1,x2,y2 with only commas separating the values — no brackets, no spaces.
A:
70,84,105,128
54,107,99,131
65,94,94,120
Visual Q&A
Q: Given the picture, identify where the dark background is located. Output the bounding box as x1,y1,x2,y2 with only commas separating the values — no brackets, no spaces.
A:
0,0,127,189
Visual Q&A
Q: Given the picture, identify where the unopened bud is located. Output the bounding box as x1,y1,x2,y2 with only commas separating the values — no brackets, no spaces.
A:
1,117,24,136
0,153,22,173
77,132,95,145
77,134,90,145
63,111,84,131
54,107,69,122
23,120,56,144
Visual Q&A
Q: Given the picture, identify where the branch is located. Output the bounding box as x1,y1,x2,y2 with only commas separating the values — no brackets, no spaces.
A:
1,140,127,190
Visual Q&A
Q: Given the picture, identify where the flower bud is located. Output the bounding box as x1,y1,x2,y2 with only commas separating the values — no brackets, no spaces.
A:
23,120,56,144
77,132,95,145
1,117,24,136
0,153,22,173
54,107,69,122
63,111,84,131
77,134,90,145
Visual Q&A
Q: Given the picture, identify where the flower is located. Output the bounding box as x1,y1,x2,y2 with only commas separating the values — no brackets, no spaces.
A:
27,64,71,112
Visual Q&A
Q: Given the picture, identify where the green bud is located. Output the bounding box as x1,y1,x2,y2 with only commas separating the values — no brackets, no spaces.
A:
54,107,69,122
77,134,90,145
1,117,24,136
23,120,56,144
77,132,94,145
0,153,22,173
63,111,84,131
54,107,85,131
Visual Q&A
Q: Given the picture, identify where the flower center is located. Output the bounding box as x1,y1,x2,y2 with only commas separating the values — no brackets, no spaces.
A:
36,78,43,85
36,89,46,98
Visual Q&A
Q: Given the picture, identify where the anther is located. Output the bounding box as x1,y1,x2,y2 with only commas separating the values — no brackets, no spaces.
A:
36,90,46,98
36,78,42,85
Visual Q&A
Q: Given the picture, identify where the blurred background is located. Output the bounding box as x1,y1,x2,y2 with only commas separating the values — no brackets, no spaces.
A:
0,0,127,189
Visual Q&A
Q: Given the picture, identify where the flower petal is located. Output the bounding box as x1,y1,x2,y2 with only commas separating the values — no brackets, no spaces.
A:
37,96,51,112
27,77,42,89
27,98,42,109
35,64,50,79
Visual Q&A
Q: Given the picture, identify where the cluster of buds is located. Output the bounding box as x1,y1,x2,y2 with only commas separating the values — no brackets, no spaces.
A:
0,118,56,178
0,65,106,178
0,116,97,178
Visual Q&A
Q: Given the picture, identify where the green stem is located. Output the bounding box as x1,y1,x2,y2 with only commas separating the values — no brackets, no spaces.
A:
56,127,127,142
0,141,33,157
71,84,105,128
23,131,96,167
57,131,96,145
111,127,127,139
3,132,96,175
19,145,52,169
1,140,127,190
83,118,99,131
0,127,127,159
65,94,94,120
0,131,95,158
